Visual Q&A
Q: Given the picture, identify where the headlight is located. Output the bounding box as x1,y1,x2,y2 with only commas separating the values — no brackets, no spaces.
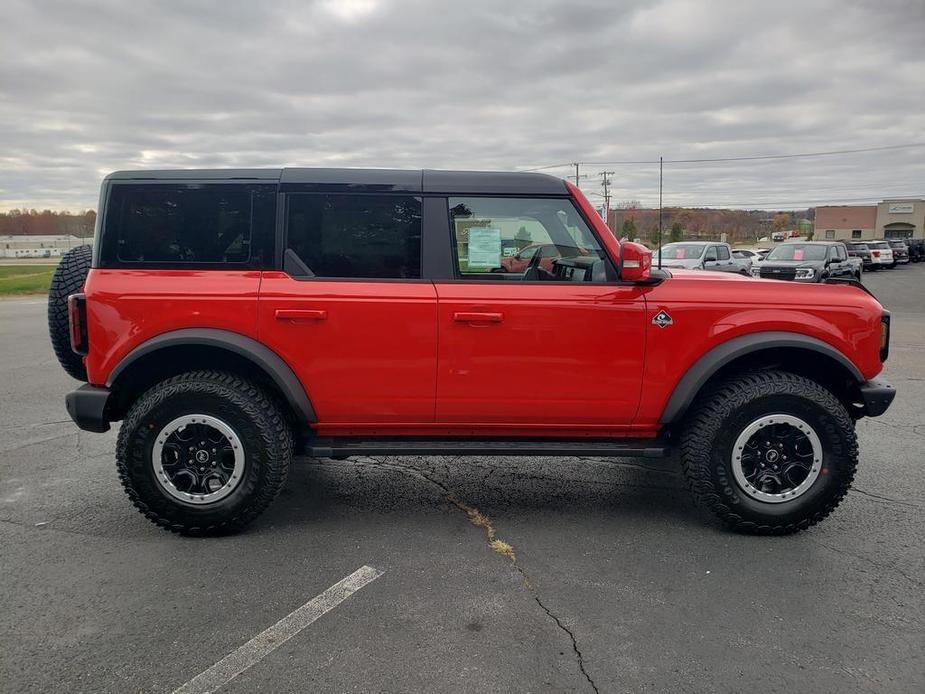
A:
794,268,815,279
750,267,761,277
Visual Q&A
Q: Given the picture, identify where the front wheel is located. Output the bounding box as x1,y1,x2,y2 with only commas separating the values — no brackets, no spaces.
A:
680,370,857,534
117,371,292,535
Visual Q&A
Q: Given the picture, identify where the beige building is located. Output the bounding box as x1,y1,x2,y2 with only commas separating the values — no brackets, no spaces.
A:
876,199,924,239
815,198,924,241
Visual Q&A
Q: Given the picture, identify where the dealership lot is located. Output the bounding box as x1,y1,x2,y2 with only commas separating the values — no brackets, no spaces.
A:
1,270,923,693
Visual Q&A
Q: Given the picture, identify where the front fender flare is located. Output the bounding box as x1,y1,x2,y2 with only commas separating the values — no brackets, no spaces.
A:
659,331,863,424
107,328,316,423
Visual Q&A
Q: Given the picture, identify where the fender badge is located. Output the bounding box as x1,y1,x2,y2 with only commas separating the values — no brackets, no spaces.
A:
652,310,673,328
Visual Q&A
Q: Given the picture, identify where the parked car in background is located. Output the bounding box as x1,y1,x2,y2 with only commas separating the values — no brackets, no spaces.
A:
887,239,910,265
499,243,565,274
730,249,754,274
656,241,747,274
756,248,771,260
750,241,860,282
732,248,762,262
845,241,873,271
867,241,895,268
908,238,924,263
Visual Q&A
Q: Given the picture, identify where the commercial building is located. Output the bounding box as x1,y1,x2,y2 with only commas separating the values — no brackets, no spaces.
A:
876,199,925,240
815,198,924,241
0,234,92,259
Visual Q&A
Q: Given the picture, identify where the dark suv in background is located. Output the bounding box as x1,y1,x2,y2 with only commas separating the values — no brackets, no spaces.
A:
845,241,872,271
886,239,910,265
908,239,925,263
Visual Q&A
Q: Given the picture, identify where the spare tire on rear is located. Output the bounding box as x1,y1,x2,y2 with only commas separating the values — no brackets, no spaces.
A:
48,245,92,381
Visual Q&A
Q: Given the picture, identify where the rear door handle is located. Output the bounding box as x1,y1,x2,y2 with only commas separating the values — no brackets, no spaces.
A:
453,312,503,323
275,309,327,321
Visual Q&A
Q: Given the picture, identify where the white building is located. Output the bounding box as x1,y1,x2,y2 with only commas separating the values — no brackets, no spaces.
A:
0,235,93,259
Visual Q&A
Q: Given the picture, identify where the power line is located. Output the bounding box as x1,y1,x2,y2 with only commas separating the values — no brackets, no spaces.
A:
521,142,925,170
598,192,925,210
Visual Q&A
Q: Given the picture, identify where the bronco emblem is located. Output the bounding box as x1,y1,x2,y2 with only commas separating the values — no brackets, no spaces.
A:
652,310,673,328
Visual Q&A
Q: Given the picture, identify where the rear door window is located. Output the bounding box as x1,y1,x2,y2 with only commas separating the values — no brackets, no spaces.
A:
101,184,276,267
285,194,422,279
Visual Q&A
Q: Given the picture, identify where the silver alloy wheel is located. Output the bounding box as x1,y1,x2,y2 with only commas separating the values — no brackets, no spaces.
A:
151,414,245,505
731,414,822,504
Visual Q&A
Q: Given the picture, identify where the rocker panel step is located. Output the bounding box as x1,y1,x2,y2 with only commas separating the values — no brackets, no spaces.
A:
307,439,671,458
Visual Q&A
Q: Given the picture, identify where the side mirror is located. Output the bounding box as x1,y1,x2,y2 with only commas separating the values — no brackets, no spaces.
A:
621,241,652,282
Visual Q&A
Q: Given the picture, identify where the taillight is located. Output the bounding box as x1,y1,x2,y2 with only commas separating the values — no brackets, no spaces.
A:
67,293,88,355
880,312,891,362
872,250,880,257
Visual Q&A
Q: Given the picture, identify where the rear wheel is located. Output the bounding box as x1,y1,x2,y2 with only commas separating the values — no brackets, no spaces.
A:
117,371,292,535
47,245,92,380
680,370,857,534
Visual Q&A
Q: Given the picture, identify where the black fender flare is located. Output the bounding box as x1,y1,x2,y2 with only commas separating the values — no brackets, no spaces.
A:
107,328,316,423
659,331,863,424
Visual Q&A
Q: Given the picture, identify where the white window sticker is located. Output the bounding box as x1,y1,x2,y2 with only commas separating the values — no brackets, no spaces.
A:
468,228,502,268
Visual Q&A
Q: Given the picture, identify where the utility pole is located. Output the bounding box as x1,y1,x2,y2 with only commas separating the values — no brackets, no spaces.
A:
599,171,615,230
572,162,581,187
657,156,663,269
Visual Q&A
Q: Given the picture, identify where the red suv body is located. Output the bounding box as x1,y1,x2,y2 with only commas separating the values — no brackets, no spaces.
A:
55,168,895,535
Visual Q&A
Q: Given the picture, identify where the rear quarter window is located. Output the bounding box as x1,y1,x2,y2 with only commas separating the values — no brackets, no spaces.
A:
99,183,276,268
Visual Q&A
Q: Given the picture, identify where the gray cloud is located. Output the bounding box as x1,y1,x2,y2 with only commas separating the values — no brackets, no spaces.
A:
1,0,923,210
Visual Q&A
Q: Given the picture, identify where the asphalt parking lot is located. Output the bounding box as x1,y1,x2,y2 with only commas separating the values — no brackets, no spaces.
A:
1,268,923,694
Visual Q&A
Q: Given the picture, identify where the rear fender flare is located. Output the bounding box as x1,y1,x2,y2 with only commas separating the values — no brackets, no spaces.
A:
107,328,316,423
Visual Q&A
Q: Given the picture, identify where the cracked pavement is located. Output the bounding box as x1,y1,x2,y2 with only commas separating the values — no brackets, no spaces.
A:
2,269,924,693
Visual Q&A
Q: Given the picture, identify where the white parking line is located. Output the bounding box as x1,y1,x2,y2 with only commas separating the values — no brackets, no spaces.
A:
172,565,384,694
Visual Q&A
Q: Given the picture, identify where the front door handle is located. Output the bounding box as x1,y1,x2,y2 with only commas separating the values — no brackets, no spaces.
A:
275,309,327,321
453,311,503,323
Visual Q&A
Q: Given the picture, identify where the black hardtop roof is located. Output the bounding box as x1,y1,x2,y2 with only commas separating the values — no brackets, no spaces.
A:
105,168,568,195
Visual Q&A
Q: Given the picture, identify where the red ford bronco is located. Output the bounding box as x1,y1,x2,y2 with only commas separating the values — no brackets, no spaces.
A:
49,168,895,535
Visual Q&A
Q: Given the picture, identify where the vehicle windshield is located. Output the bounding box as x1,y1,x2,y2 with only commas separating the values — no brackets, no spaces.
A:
766,244,827,261
660,243,705,260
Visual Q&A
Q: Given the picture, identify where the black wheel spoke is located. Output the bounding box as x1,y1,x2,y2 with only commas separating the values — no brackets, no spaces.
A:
154,415,244,502
731,414,822,502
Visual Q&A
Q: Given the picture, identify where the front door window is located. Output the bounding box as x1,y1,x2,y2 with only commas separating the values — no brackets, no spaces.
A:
448,197,615,283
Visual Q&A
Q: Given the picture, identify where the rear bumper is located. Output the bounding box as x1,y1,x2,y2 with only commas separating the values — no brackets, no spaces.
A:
858,378,896,417
65,384,111,433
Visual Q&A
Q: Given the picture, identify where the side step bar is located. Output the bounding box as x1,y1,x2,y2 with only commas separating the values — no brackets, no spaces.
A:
307,439,671,459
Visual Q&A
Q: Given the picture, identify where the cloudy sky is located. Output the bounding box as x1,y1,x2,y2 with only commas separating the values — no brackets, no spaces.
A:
2,0,923,211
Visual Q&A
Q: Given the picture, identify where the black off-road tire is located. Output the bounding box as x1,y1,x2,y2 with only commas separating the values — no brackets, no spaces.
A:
117,371,292,535
47,245,92,381
680,370,858,535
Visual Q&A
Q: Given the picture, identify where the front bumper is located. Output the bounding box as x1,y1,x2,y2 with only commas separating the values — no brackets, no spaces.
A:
858,378,896,417
65,384,111,433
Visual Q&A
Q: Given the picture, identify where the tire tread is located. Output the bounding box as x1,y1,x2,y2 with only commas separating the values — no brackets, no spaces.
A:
680,369,858,535
116,370,292,535
47,245,92,381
